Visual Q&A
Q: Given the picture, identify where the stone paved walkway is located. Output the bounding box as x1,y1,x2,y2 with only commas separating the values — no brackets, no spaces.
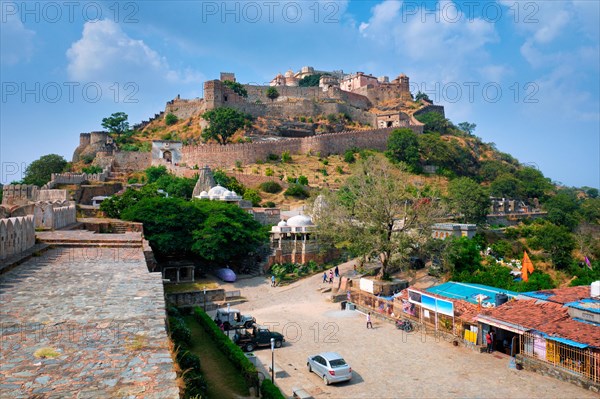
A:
0,246,178,398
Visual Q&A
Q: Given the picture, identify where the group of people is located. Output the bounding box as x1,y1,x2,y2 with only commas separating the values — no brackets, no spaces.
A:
322,266,340,284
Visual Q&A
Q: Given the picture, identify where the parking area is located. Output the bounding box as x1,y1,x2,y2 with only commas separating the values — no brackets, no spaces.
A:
222,263,598,398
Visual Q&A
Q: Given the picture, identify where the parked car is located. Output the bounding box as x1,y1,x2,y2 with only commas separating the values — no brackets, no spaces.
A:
214,308,255,330
233,325,285,352
215,267,237,282
307,352,352,385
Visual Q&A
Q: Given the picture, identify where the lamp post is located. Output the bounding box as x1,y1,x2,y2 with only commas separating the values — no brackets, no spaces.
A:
203,287,207,312
227,303,231,338
270,338,275,382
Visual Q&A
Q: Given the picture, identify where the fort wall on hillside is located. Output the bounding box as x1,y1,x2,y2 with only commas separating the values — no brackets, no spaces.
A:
181,127,418,168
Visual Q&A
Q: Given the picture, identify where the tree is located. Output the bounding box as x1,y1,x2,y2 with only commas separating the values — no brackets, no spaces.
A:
201,107,253,145
23,154,67,187
414,91,431,103
190,200,268,265
298,74,323,87
222,80,248,97
544,190,581,230
165,113,178,125
528,222,575,269
101,112,129,136
385,128,420,172
121,197,202,257
213,169,246,195
448,177,490,224
516,166,552,199
317,156,443,279
457,122,476,135
145,165,169,183
490,173,520,198
415,112,451,134
266,87,280,102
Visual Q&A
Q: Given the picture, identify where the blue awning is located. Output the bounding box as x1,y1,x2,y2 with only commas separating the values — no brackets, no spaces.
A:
529,330,589,348
546,336,588,349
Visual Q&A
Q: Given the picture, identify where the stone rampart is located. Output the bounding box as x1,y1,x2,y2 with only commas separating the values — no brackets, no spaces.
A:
114,151,152,171
33,202,76,230
182,127,403,168
414,104,445,118
37,189,68,201
43,167,111,189
165,98,205,120
1,185,39,206
0,215,35,260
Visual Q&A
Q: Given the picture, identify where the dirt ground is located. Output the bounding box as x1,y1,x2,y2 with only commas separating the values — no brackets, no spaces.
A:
213,261,598,399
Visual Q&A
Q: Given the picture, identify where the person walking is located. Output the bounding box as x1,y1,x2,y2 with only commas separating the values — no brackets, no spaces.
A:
271,275,276,287
334,265,339,278
366,312,373,329
323,271,328,283
485,332,493,353
489,330,495,353
329,270,334,284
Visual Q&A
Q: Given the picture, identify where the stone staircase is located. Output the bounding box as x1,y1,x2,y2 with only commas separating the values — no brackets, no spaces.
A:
106,169,128,183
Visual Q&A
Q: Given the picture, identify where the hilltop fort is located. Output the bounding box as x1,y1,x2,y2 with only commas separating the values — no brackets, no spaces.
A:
72,66,444,173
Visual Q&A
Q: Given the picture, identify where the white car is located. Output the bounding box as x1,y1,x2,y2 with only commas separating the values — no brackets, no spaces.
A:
307,352,352,385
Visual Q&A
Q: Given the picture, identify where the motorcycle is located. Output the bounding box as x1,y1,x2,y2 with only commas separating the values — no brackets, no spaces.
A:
395,319,414,332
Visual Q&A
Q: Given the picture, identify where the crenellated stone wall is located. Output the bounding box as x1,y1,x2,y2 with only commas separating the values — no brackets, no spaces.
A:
0,215,36,260
1,185,39,206
33,202,76,230
182,127,422,168
43,167,111,189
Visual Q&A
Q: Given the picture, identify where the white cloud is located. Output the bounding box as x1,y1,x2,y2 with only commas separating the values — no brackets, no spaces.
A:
359,0,497,84
66,20,203,86
0,14,35,65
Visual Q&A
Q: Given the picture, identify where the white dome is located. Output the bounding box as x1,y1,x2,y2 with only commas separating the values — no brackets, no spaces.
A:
286,215,313,227
277,220,288,227
207,185,227,197
199,190,208,197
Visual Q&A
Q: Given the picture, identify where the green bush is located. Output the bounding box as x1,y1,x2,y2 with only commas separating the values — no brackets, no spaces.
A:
183,370,208,399
177,351,201,372
264,201,276,208
165,113,178,125
194,308,258,388
267,153,279,162
243,189,262,207
82,165,103,174
297,175,308,185
281,150,292,163
344,150,356,163
259,181,283,194
284,183,309,199
81,154,95,164
335,166,344,174
260,379,285,399
169,316,192,347
265,168,274,177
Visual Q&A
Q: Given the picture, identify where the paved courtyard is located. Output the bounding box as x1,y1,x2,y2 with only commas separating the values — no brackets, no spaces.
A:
219,261,598,399
0,246,178,398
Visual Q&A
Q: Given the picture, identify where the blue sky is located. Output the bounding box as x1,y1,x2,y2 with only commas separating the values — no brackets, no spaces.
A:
1,0,599,188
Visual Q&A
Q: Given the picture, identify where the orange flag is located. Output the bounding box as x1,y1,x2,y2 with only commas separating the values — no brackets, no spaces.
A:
522,251,534,282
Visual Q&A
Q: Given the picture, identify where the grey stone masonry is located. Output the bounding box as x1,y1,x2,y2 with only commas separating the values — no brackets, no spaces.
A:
0,244,179,398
